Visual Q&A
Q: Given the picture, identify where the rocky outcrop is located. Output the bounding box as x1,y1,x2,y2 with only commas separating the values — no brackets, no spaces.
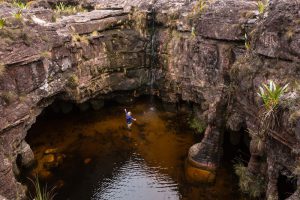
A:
0,0,299,199
0,2,150,199
228,0,300,199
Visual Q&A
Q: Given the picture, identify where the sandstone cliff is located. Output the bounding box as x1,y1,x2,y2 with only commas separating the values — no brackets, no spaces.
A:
0,0,299,199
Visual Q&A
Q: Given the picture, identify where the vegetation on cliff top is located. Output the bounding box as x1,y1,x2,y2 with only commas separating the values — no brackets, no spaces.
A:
54,2,86,18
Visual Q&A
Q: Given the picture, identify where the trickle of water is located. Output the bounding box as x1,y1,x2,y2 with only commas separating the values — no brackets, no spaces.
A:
148,7,157,97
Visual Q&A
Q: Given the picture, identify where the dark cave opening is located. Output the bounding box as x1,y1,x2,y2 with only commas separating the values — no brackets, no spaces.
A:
223,129,251,164
277,170,297,200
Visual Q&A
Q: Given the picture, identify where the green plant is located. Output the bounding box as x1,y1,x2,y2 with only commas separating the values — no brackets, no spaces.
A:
189,117,207,134
29,176,56,200
193,0,207,14
13,10,23,20
13,0,28,9
234,163,266,198
67,75,79,89
244,33,251,50
40,51,52,59
54,2,85,17
257,80,289,111
71,33,89,45
257,1,267,14
0,18,5,29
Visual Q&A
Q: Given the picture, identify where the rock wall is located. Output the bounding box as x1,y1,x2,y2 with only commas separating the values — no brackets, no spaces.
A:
0,0,299,199
0,2,150,199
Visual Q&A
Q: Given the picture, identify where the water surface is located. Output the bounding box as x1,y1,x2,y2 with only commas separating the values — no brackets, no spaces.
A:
26,99,245,200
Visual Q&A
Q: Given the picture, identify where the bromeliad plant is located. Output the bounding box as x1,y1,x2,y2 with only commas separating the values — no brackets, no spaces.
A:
256,80,288,137
257,80,289,112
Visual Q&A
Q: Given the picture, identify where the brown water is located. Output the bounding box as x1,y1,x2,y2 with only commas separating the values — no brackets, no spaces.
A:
25,99,246,200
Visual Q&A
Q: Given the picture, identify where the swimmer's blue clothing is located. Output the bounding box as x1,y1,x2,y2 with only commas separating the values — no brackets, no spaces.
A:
126,113,133,124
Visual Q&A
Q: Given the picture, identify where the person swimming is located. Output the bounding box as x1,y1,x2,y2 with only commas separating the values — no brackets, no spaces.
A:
124,109,136,129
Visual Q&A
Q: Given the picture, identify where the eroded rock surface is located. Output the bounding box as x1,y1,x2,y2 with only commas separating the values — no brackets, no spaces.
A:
0,0,299,199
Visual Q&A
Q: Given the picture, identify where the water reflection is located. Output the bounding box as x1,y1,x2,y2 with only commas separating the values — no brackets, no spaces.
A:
92,153,180,200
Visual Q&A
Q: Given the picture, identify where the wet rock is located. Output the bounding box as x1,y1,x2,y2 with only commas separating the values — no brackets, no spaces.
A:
44,148,58,154
42,153,64,170
84,158,92,164
186,125,221,183
19,141,35,168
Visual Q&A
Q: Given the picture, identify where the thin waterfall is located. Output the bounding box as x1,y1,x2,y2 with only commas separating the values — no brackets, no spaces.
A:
148,7,156,103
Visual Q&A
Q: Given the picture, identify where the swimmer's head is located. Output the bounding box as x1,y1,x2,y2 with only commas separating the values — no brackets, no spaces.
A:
128,111,132,116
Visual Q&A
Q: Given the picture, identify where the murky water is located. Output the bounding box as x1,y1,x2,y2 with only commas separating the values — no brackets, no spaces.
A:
25,98,246,200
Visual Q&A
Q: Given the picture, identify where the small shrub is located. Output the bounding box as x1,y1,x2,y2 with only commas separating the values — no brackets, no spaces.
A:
0,18,6,29
13,10,23,20
71,33,89,45
66,75,79,89
193,0,207,14
257,1,267,14
234,163,266,198
13,0,28,9
257,80,289,111
29,176,56,200
189,117,206,134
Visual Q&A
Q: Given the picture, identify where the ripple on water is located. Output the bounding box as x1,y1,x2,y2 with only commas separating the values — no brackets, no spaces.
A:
92,153,180,200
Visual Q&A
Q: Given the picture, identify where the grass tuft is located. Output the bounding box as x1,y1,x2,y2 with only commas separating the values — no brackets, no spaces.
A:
54,2,86,17
0,18,6,29
66,74,79,89
71,33,89,45
257,1,268,14
13,10,23,20
13,0,28,10
29,175,56,200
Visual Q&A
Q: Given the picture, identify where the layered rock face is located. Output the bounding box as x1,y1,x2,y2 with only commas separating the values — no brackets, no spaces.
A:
0,2,150,199
0,0,299,199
